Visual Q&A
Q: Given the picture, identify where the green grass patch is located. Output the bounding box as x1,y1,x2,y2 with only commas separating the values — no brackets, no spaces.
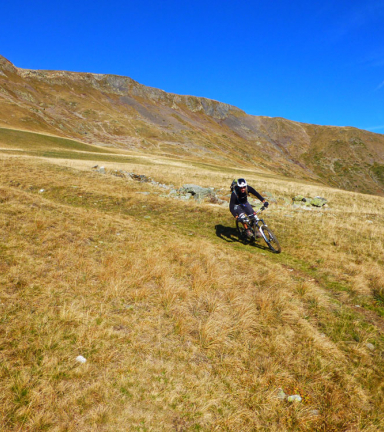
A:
372,163,384,185
0,127,112,153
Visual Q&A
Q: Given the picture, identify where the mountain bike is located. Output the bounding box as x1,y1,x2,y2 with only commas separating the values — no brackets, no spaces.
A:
236,206,281,253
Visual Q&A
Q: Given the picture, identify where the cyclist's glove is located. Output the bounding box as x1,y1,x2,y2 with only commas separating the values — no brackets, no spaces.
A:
263,201,269,208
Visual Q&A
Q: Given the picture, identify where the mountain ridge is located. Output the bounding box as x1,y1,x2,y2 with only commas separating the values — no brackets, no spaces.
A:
1,54,384,195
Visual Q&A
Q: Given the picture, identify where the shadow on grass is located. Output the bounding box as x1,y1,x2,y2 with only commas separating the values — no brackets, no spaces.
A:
215,224,239,243
215,224,270,251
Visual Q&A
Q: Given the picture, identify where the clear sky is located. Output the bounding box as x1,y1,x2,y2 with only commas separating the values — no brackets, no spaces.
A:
1,0,384,133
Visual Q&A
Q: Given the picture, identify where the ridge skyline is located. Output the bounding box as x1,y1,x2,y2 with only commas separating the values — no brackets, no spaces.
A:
1,53,384,197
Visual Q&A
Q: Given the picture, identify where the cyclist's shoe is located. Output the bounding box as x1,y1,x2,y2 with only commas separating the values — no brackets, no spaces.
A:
245,229,253,238
255,231,262,238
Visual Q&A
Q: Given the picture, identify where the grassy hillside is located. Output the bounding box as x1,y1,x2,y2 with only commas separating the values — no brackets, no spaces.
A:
1,145,384,431
2,55,384,196
0,127,114,153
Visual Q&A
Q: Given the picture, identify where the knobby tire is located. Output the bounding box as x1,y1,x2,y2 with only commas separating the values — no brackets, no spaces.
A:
236,219,251,243
261,225,281,253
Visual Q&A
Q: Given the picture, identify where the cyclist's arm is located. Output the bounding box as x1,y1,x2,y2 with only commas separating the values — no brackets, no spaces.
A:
248,186,265,202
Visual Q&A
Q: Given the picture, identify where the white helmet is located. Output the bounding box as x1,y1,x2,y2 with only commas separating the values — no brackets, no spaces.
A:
237,178,247,188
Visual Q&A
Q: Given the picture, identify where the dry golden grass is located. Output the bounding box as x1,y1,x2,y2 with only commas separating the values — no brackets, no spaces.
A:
1,154,384,431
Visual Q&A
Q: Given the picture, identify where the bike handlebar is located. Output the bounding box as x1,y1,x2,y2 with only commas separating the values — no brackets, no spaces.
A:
255,206,266,213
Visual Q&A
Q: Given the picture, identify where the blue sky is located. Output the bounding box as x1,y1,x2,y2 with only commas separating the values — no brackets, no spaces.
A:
1,0,384,133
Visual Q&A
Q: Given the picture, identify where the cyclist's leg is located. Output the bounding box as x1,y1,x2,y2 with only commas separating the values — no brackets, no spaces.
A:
235,205,253,237
244,202,255,218
244,202,261,237
234,205,248,227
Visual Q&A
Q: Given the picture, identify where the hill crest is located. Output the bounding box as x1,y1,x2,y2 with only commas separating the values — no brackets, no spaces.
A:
1,54,384,195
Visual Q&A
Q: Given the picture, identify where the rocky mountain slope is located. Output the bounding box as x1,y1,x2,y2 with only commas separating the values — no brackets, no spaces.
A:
1,54,384,195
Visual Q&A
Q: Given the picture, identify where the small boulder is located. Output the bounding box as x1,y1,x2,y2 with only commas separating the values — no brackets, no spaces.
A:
129,173,150,182
310,196,327,207
287,395,302,402
277,388,287,400
180,184,212,198
292,195,306,202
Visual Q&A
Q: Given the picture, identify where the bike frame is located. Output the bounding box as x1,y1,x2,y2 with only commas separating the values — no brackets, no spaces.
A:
236,204,281,253
250,209,270,243
238,205,270,243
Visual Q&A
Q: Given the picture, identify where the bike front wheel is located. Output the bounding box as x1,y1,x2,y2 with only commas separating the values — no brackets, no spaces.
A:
261,226,281,253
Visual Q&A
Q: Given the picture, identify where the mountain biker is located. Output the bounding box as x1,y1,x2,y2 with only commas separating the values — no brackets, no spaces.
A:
229,178,269,238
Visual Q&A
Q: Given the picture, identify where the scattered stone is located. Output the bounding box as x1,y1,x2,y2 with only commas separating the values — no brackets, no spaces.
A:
76,355,87,364
281,197,291,205
129,173,150,182
112,170,127,178
366,343,375,351
97,166,106,174
292,195,328,207
310,196,328,207
252,201,265,209
262,192,277,203
287,395,302,402
177,194,188,201
180,184,212,198
39,189,45,193
277,388,287,400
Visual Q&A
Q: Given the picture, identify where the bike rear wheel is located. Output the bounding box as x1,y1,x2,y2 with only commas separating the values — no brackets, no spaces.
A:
261,226,281,253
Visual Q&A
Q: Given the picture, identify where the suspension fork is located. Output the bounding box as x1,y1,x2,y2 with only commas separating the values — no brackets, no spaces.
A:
253,219,269,243
259,222,272,244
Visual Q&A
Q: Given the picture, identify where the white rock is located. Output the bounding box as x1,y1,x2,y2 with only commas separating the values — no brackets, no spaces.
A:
76,355,87,364
287,395,302,402
277,388,287,400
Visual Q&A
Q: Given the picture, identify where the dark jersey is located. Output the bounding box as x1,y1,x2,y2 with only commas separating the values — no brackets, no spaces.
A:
229,185,264,217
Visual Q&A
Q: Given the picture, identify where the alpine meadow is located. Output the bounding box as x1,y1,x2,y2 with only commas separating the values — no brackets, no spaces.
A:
1,56,384,431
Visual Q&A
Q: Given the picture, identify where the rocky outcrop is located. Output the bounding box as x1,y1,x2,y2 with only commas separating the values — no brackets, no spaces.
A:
292,195,328,207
